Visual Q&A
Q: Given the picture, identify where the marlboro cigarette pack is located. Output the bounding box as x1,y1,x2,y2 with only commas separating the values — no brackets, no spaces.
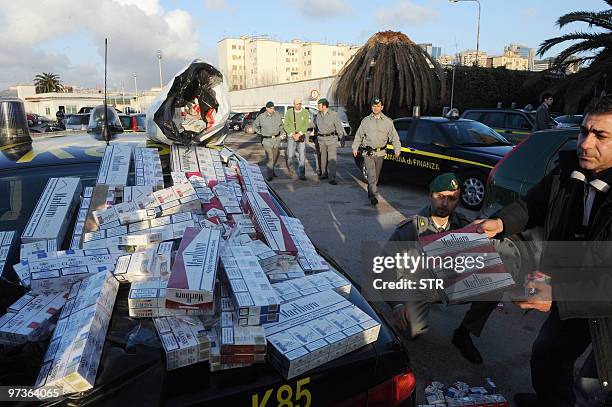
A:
237,161,268,193
212,183,242,214
35,271,119,396
264,290,380,379
195,148,226,186
271,271,352,303
22,178,82,247
30,264,113,294
113,251,152,283
133,147,164,190
96,145,132,188
217,311,267,357
0,290,67,346
241,192,297,255
153,315,211,370
69,187,93,249
282,216,329,273
166,227,221,310
208,330,254,371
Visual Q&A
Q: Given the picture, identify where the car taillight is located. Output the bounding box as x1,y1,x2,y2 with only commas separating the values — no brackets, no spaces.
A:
486,137,530,187
366,371,416,407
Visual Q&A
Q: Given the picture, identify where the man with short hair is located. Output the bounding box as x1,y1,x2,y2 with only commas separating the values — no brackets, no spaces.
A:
352,97,401,205
533,93,555,131
388,172,499,364
476,96,612,406
253,101,284,181
284,97,310,180
313,98,346,185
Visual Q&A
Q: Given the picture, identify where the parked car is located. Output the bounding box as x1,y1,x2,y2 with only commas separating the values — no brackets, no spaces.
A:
554,114,584,128
355,116,513,209
78,106,95,114
65,113,91,131
461,108,538,144
118,113,146,132
228,112,247,131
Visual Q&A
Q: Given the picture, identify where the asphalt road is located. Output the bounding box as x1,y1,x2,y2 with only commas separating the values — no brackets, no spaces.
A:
226,131,550,406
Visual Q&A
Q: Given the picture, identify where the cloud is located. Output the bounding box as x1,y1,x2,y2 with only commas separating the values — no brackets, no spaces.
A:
520,7,537,18
294,0,352,19
0,0,201,90
376,0,439,27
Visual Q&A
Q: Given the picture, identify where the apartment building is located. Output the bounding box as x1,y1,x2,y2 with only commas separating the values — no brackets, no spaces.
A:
458,50,489,67
489,50,530,71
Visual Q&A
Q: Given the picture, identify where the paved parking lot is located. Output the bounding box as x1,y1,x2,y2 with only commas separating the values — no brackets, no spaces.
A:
226,131,548,405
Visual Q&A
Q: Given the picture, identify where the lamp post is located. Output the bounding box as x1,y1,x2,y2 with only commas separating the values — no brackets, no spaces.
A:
156,49,163,89
450,0,481,67
133,73,140,113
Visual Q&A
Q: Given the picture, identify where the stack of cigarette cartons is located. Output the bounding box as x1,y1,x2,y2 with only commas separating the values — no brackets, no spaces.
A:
216,311,267,364
0,230,17,278
96,145,132,191
264,290,381,379
0,290,67,346
69,187,93,249
196,147,226,186
282,216,330,273
220,245,281,326
114,241,173,284
122,186,154,203
212,183,241,214
237,161,268,193
271,271,352,303
133,147,164,190
170,144,200,173
229,214,256,239
21,177,82,248
153,315,211,370
208,330,254,372
166,227,221,314
35,271,119,396
149,183,202,216
241,191,297,256
264,260,306,283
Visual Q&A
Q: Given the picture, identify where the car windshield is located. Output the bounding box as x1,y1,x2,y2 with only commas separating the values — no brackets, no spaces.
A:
556,115,583,124
67,115,89,125
441,121,511,146
135,115,146,129
119,115,132,129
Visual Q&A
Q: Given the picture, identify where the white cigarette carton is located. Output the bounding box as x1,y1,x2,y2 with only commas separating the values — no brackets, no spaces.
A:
238,161,268,194
22,178,82,247
96,145,132,188
208,330,254,371
0,231,17,278
0,291,67,345
264,290,380,379
133,147,164,190
21,239,57,261
241,192,297,255
166,227,221,310
35,272,119,396
282,216,329,273
153,316,211,370
113,251,151,283
216,311,267,358
122,186,154,203
69,187,94,250
272,271,352,303
171,144,200,173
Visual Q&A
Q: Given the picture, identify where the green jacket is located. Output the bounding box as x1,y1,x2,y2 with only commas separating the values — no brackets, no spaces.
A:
283,108,310,135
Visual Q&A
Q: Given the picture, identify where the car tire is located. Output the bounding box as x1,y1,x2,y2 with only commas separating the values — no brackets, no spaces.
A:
357,157,368,183
493,234,536,283
459,171,486,210
232,124,240,131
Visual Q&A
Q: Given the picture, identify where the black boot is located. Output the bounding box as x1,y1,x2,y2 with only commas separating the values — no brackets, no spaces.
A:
452,326,483,364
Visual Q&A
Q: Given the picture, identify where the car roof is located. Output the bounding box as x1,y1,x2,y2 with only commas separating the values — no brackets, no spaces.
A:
462,108,534,114
394,116,474,123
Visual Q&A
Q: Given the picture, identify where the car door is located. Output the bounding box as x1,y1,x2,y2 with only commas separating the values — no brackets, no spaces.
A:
404,119,448,183
480,111,506,137
383,119,412,173
504,113,532,144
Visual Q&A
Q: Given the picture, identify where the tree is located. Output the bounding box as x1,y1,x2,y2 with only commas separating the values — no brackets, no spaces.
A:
33,72,64,93
538,0,611,112
333,31,446,126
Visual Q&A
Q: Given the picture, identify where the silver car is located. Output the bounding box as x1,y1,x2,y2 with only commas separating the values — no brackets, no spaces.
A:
65,113,90,131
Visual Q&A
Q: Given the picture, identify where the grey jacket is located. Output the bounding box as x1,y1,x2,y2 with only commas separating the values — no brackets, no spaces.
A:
353,113,402,157
314,110,345,138
253,111,284,137
532,103,553,131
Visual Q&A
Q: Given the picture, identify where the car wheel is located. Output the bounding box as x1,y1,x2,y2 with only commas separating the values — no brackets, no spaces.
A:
460,172,486,210
493,235,536,282
357,158,368,183
232,124,240,131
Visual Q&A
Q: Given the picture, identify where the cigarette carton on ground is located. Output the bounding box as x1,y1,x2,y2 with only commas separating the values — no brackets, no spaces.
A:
271,271,352,303
153,316,211,370
96,145,132,188
22,178,82,247
264,290,380,379
0,290,67,346
166,227,221,310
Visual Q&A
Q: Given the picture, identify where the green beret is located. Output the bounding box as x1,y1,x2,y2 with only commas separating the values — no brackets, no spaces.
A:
429,172,460,193
317,98,329,106
265,101,274,108
370,97,382,105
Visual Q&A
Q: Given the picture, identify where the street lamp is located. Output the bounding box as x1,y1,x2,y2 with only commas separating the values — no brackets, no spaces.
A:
156,49,163,89
450,0,481,67
133,73,140,112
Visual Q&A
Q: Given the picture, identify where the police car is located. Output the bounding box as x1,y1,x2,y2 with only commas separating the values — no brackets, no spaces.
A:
0,101,416,406
461,108,543,144
355,115,513,210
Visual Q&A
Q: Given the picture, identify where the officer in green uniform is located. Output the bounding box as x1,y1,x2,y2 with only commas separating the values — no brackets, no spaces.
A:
352,97,401,205
388,172,499,364
253,101,284,181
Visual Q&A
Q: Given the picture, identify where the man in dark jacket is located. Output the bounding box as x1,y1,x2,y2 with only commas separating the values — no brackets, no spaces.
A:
476,97,612,406
532,93,555,131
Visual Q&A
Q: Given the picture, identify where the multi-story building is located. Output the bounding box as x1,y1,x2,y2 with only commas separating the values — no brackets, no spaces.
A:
418,43,442,59
505,44,535,70
489,50,530,71
217,36,359,90
458,50,488,67
436,55,456,66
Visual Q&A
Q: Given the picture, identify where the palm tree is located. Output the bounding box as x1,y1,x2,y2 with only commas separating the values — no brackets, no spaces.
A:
33,72,64,93
537,0,611,112
333,31,446,122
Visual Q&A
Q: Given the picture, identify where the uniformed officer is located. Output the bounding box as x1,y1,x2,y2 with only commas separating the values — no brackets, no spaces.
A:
253,101,284,181
388,172,499,364
352,97,401,205
313,98,346,185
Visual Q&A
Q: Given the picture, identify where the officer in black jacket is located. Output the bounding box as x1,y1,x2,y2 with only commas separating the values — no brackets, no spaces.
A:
476,97,612,407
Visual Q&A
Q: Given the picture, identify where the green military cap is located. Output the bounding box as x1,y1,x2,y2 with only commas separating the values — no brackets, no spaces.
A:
370,97,382,105
429,172,460,192
317,98,328,105
265,101,274,108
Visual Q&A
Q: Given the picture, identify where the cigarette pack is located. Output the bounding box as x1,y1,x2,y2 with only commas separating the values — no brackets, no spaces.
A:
282,216,330,273
69,187,94,249
0,290,67,345
96,145,132,188
264,259,306,283
213,183,242,214
166,227,221,309
241,192,297,255
238,161,268,193
208,330,254,371
122,186,154,203
22,178,82,247
30,264,113,294
113,251,152,283
20,239,57,261
264,290,380,379
35,271,119,396
0,230,17,278
133,147,164,190
153,316,211,370
171,144,200,173
217,311,267,356
244,239,279,269
271,271,351,303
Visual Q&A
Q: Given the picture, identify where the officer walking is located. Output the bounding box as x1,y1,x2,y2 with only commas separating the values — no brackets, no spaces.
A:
253,101,284,181
313,98,346,185
284,97,310,181
352,97,401,205
388,172,499,364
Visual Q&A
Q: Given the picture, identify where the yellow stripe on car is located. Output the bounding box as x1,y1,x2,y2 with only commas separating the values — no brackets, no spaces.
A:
387,144,494,169
493,128,531,135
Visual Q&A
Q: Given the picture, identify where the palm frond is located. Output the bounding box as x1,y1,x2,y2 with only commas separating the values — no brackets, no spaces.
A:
557,10,612,30
537,31,611,56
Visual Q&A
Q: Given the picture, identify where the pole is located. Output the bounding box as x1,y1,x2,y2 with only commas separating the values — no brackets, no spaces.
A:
103,38,110,145
133,74,140,113
450,65,456,109
157,50,163,89
475,0,481,67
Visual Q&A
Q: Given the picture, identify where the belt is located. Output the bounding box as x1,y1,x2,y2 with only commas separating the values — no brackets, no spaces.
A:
365,146,386,152
263,133,281,138
319,133,338,137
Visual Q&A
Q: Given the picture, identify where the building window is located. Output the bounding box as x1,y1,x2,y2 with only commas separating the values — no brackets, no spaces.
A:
332,61,336,65
333,51,336,56
232,45,236,50
286,58,290,62
45,107,51,115
66,105,77,114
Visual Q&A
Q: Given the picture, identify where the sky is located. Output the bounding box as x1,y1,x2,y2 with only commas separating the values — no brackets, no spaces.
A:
0,0,608,91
